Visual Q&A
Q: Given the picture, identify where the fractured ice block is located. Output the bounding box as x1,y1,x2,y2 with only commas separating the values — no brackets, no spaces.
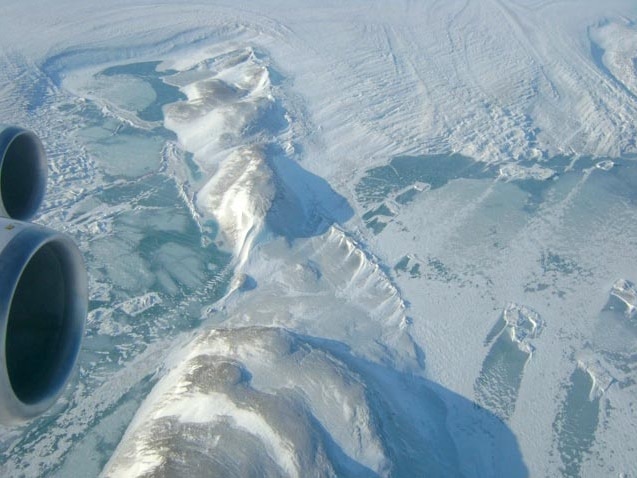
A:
610,279,637,317
502,303,544,352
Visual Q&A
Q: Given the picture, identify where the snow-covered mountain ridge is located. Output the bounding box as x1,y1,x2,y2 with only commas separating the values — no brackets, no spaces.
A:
1,1,637,477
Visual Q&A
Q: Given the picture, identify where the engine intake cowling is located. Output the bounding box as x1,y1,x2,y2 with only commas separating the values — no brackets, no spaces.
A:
0,126,47,221
0,125,87,425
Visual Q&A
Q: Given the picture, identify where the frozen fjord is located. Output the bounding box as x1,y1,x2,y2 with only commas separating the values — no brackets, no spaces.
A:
1,0,637,477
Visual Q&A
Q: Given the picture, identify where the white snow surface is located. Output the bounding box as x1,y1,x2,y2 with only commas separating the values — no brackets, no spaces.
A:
1,1,637,477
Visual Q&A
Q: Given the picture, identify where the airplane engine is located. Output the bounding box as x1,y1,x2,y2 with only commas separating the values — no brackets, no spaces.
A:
0,125,87,424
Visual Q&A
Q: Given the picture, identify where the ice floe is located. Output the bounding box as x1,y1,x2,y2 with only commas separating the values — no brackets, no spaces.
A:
609,279,637,317
497,163,556,182
502,303,545,353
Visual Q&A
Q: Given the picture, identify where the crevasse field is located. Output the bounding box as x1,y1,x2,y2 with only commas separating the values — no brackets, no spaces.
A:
2,0,637,476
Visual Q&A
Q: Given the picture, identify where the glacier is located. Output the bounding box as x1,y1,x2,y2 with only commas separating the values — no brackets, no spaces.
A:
1,1,637,477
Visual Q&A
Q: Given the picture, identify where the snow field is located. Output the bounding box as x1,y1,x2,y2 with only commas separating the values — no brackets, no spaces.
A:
1,1,637,477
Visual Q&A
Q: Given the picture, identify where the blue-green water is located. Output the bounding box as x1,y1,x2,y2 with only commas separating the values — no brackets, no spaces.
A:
101,61,186,123
0,60,233,477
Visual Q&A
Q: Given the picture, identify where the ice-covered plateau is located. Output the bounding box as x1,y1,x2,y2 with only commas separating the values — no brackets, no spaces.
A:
1,1,637,477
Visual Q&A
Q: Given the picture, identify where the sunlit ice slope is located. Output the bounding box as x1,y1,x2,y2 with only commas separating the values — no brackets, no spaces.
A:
1,0,637,477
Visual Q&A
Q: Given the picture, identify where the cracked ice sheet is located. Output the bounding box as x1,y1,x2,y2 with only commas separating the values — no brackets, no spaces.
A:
367,158,637,476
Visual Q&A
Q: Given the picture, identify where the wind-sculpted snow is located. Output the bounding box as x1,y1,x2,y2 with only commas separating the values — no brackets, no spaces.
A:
162,47,352,262
197,145,274,262
100,328,395,477
475,304,544,419
368,154,637,476
609,279,637,317
161,47,278,263
1,1,637,477
102,327,525,478
223,225,416,365
590,21,637,102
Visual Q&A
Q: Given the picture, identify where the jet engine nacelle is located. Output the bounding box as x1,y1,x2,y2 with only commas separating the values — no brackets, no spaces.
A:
0,125,87,424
